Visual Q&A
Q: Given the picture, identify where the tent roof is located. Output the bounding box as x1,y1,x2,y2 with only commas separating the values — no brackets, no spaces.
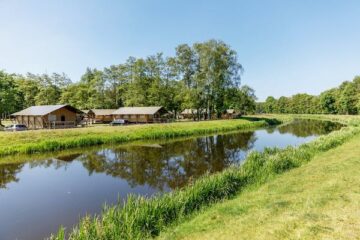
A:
11,105,82,116
91,109,117,116
113,106,165,115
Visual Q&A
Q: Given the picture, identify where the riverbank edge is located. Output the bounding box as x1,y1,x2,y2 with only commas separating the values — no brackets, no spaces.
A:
159,127,360,240
49,115,360,240
0,119,274,158
0,126,269,164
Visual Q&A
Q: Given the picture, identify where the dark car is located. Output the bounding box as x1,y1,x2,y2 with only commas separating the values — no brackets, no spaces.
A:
109,119,128,126
4,124,28,132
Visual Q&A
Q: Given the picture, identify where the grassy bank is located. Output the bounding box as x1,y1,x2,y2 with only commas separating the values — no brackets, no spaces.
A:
0,119,271,157
50,116,360,240
160,132,360,240
253,114,360,126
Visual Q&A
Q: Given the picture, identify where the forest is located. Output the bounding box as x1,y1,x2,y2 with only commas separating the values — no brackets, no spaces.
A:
0,40,257,118
258,75,360,115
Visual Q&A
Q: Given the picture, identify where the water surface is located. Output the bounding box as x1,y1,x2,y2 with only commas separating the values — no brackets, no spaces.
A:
0,119,342,240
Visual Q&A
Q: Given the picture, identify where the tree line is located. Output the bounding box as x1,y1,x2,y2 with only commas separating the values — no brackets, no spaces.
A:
257,75,360,115
0,40,257,119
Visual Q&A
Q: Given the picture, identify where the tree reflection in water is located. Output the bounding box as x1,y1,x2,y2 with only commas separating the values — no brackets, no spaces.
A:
277,119,343,137
0,163,24,189
0,119,343,190
79,131,256,190
0,131,255,190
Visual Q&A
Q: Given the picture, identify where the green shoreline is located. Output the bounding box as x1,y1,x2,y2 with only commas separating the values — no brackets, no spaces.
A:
49,115,360,240
0,118,275,158
0,127,261,164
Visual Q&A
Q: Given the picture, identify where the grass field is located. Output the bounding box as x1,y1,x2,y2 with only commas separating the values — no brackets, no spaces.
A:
159,133,360,240
0,118,271,157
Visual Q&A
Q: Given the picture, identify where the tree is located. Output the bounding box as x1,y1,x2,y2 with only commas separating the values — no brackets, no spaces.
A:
79,68,107,108
30,73,70,105
0,71,21,117
225,86,256,114
277,96,289,113
264,96,277,113
192,40,242,118
338,82,357,114
15,76,40,109
320,90,337,114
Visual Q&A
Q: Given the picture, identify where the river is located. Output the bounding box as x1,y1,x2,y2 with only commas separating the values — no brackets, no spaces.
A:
0,119,342,240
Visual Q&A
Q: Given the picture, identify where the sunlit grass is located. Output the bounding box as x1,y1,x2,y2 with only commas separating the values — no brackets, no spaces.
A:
254,113,360,126
160,132,360,240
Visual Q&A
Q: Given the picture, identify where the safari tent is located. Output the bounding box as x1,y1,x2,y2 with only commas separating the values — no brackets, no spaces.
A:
90,109,117,123
11,105,83,129
112,106,170,123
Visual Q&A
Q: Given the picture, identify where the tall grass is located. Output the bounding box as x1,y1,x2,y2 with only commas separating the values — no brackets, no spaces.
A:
0,119,271,157
49,120,360,240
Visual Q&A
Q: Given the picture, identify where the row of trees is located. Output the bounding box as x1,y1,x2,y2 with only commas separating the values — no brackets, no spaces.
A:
0,40,257,119
258,76,360,115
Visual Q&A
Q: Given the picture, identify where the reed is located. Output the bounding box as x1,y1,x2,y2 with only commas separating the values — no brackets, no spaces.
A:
49,118,360,240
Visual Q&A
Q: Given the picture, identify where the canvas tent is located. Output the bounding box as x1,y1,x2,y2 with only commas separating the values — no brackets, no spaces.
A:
112,106,169,123
89,109,117,123
11,105,83,129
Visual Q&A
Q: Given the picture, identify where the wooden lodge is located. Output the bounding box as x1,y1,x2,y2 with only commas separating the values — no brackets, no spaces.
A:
89,109,117,123
11,105,83,129
112,106,170,123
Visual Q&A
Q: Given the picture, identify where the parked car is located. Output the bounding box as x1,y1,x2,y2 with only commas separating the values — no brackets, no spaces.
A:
109,119,128,126
4,124,28,132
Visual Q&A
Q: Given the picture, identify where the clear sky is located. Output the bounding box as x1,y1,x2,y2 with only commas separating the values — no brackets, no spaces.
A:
1,0,360,101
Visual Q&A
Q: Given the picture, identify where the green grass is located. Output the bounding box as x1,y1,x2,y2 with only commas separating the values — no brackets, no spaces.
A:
0,119,271,157
253,113,360,126
159,132,360,240
49,115,360,240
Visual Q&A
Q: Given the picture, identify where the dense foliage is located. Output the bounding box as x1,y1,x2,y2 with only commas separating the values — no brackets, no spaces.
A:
257,76,360,115
0,40,257,118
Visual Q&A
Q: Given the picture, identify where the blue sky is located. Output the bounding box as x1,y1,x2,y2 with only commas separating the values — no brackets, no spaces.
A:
1,0,360,101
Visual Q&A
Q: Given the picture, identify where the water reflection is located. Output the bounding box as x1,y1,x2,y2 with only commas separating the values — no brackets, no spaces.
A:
0,119,342,191
0,119,343,240
0,163,23,189
78,131,256,190
0,131,256,191
277,119,342,136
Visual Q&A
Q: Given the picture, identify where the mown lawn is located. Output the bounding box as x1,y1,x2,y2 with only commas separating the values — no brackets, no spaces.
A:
159,134,360,240
0,118,268,157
